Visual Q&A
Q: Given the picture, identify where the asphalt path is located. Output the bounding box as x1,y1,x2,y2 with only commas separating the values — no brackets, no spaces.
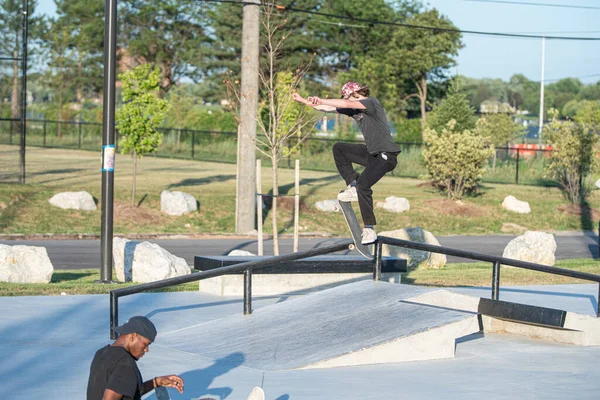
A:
1,234,598,270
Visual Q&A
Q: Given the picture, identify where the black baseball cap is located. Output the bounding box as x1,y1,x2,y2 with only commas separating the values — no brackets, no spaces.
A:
114,316,157,342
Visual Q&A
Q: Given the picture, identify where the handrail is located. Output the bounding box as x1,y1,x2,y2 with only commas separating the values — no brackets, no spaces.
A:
109,240,354,338
376,236,600,316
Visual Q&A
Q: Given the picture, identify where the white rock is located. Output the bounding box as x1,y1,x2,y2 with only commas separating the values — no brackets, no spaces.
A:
376,196,410,213
0,244,54,283
502,195,531,214
595,179,600,189
49,191,96,210
228,249,256,256
379,227,447,269
160,190,198,216
502,231,556,267
113,237,191,283
315,199,338,212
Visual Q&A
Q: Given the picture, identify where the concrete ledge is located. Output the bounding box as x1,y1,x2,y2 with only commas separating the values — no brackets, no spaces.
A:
199,272,402,296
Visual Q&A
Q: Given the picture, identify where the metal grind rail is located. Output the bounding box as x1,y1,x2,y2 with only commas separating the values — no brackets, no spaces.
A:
109,236,600,338
109,240,354,338
375,236,600,317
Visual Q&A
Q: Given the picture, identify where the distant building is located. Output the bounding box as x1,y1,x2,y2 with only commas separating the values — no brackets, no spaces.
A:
480,100,516,114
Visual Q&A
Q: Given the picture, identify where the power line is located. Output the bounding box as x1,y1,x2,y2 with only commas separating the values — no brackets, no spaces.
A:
457,0,600,11
198,0,600,41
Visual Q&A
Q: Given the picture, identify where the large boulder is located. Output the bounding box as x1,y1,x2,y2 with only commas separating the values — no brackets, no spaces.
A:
161,190,198,216
49,191,96,211
315,199,338,212
376,196,410,213
228,249,256,256
113,237,191,283
502,195,531,214
0,244,54,283
502,231,556,267
379,227,446,269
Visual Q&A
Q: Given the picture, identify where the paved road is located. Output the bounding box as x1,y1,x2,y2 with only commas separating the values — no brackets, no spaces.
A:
1,233,598,270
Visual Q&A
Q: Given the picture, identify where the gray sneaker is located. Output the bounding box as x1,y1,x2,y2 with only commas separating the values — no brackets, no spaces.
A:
337,186,358,202
361,227,377,244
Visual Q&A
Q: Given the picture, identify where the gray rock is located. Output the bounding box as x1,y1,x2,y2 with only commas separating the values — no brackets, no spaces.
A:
376,196,410,213
315,199,338,212
113,237,191,283
160,190,198,216
379,227,447,269
502,231,556,267
48,191,96,210
0,244,54,283
502,195,531,214
228,249,256,256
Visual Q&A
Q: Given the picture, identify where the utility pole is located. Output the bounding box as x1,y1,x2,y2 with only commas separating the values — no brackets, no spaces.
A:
538,36,546,144
236,0,260,234
99,0,118,282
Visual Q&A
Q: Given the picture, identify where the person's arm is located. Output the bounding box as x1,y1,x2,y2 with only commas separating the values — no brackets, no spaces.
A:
292,93,337,113
141,375,185,395
309,97,366,110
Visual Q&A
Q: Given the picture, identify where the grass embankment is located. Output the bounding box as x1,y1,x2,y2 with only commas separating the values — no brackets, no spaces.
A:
0,147,599,237
1,258,598,296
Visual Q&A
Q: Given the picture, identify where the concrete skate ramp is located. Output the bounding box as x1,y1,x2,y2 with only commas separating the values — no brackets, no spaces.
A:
159,281,480,370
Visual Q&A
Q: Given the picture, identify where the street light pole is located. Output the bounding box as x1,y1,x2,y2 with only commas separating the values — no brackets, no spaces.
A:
538,36,546,144
99,0,118,283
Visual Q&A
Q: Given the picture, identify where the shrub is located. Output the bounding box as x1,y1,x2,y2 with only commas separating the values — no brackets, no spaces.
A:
423,119,494,200
544,108,599,204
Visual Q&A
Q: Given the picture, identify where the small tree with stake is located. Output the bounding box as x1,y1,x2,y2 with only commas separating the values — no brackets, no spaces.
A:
224,1,316,255
116,64,170,206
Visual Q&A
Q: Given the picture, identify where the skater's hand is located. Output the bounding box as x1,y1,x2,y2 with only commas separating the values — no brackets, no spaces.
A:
157,375,184,393
307,96,322,106
292,93,306,104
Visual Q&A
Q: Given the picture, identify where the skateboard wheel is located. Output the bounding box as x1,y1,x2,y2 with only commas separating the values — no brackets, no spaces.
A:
349,243,356,250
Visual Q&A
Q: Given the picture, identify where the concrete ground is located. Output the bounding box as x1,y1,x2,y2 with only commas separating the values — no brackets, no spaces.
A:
2,283,599,399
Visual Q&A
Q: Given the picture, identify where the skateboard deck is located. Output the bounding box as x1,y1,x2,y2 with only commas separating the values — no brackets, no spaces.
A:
247,387,265,400
335,198,373,259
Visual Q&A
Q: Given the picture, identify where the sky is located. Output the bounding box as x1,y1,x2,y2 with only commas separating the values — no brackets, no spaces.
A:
35,0,600,85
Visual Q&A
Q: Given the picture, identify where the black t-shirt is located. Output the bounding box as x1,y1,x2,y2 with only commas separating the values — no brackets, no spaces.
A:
87,345,144,400
337,97,401,155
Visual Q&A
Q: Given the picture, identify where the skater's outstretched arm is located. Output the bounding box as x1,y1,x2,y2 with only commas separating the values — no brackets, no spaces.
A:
292,93,337,113
308,96,366,110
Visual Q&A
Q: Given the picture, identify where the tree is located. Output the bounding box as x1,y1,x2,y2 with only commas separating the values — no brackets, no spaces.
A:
428,83,477,133
225,1,316,255
423,119,494,200
385,9,463,133
54,0,104,117
543,108,599,205
116,64,170,206
477,113,525,147
0,1,42,122
119,0,211,94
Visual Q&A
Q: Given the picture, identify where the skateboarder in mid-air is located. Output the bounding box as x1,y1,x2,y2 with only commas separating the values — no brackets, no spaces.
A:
293,82,401,244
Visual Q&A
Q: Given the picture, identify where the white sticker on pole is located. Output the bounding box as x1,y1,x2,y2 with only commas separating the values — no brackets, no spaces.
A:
102,145,115,172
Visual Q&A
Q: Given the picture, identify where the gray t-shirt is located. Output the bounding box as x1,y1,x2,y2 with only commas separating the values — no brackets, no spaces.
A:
337,97,401,155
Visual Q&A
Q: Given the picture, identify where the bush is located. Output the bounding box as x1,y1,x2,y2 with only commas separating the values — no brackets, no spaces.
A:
544,108,599,204
423,119,494,200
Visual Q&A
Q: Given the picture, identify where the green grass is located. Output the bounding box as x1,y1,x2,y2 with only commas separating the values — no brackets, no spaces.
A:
402,258,600,287
0,269,198,296
0,147,598,236
0,259,597,296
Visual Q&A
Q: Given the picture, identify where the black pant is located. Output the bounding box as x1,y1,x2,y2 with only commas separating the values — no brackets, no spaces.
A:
332,142,398,226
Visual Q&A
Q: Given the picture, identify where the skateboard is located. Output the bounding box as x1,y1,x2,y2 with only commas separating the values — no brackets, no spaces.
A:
334,198,373,259
247,387,265,400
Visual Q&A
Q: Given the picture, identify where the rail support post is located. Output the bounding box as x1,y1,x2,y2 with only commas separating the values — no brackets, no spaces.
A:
110,292,118,339
373,241,383,281
244,269,252,315
492,261,501,300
